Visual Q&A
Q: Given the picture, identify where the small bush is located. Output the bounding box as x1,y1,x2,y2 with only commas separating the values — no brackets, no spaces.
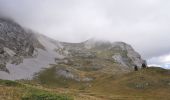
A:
22,91,73,100
0,79,21,86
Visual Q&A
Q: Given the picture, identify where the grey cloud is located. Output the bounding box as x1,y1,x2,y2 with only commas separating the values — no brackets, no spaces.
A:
0,0,170,63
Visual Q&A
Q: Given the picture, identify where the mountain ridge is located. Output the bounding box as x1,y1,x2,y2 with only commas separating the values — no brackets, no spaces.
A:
0,18,145,80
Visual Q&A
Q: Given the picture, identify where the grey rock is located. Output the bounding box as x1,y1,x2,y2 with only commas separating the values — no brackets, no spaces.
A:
0,63,9,73
111,42,145,68
57,69,75,79
0,17,146,80
112,54,129,67
56,67,81,81
168,83,170,86
0,18,37,72
82,77,93,82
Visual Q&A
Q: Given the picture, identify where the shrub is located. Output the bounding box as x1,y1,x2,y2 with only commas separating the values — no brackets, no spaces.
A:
22,91,73,100
0,79,21,86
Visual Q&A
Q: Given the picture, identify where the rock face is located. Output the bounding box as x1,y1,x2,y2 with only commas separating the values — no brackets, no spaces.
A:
0,18,36,72
84,39,145,68
111,42,145,67
0,18,146,80
59,39,145,69
0,18,61,80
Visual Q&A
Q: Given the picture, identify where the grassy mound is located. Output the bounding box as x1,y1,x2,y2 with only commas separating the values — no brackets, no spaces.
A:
0,80,73,100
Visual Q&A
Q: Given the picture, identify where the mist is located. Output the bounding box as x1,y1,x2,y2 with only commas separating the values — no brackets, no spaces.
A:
0,0,170,68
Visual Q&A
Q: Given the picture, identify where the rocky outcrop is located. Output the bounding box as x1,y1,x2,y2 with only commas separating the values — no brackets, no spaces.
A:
111,42,145,68
0,18,146,81
59,39,145,69
56,65,93,82
0,18,37,72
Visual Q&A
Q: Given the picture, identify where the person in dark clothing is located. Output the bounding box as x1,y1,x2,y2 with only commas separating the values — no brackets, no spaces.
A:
142,63,147,69
134,65,138,71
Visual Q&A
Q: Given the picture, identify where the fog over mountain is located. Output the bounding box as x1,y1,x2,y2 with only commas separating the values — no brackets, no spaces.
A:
0,0,170,68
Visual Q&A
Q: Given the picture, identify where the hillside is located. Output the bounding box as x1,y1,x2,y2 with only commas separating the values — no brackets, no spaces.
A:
0,67,170,100
89,67,170,100
0,79,73,100
0,18,145,80
31,67,170,100
1,18,169,100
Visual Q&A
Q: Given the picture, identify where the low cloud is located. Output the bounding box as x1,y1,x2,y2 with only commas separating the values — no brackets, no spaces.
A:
0,0,170,67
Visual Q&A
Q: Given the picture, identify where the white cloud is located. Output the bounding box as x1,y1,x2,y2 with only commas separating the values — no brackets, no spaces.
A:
0,0,170,68
148,64,162,67
148,54,170,69
163,55,170,62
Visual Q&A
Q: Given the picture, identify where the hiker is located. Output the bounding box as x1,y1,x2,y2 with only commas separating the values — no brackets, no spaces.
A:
134,65,138,71
142,63,147,69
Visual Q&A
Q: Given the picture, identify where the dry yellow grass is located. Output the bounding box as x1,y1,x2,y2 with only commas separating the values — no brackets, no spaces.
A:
0,67,170,100
0,86,23,100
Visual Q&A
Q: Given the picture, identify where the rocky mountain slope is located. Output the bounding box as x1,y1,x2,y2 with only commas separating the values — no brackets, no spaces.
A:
0,18,145,80
0,18,34,71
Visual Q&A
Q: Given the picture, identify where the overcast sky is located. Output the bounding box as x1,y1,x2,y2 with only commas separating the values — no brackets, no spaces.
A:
0,0,170,68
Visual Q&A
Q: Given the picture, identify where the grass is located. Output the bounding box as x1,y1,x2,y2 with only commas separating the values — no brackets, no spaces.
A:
21,89,72,100
32,66,170,100
0,79,73,100
89,67,170,99
34,66,81,88
1,67,170,100
0,79,22,87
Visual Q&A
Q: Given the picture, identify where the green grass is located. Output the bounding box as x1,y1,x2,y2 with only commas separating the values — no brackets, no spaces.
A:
0,79,73,100
0,79,22,87
89,67,170,99
34,66,73,88
1,67,169,100
32,66,170,100
22,88,72,100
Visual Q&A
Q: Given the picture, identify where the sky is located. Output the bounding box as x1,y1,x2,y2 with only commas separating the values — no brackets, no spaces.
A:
0,0,170,69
